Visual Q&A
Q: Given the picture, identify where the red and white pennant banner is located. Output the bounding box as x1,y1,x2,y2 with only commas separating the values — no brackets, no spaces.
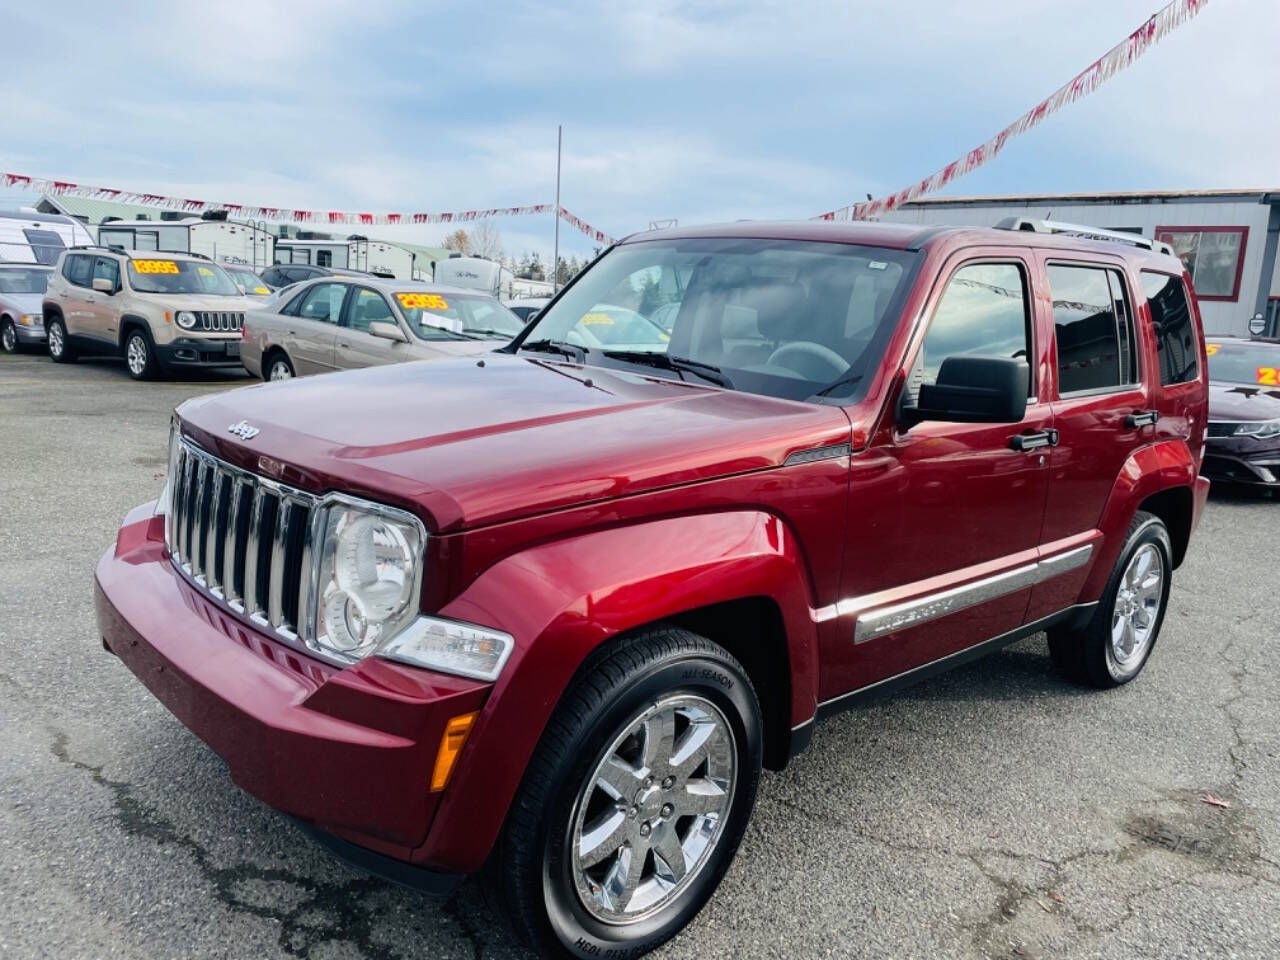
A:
817,0,1210,222
0,171,615,244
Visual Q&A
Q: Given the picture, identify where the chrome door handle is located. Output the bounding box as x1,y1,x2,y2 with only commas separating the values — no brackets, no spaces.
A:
1010,429,1059,451
1125,410,1159,428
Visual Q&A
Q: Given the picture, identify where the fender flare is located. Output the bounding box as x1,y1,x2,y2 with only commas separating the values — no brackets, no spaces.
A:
418,509,819,872
1081,438,1199,599
117,315,153,349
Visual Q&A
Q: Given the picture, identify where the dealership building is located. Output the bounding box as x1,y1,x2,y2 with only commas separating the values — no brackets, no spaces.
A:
880,189,1280,337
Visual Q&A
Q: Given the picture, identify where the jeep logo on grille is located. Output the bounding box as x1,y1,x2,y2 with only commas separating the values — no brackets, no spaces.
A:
227,420,260,440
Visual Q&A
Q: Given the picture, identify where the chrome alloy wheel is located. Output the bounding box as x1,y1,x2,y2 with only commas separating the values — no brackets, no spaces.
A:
268,359,293,381
2,322,15,352
47,322,63,357
569,694,737,924
126,334,148,376
1111,543,1164,668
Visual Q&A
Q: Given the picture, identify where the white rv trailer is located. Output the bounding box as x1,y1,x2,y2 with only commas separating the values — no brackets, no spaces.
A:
97,217,274,270
0,210,95,265
273,238,421,280
433,255,515,299
511,276,554,299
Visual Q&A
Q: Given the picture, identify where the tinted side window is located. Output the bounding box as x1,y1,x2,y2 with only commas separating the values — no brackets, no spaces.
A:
1143,272,1198,385
347,288,394,332
919,262,1031,390
297,283,348,324
1048,264,1138,395
64,255,94,288
94,257,120,291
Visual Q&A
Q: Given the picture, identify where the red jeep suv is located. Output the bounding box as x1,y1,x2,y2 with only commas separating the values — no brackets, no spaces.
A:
95,218,1210,958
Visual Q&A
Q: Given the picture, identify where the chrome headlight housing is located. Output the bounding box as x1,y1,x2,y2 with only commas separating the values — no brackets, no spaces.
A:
312,497,425,661
175,310,197,329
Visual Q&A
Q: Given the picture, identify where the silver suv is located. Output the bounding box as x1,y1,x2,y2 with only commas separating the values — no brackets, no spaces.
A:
42,247,258,380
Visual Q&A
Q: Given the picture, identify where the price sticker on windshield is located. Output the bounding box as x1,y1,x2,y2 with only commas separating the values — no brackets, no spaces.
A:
580,312,614,326
1205,343,1220,356
1259,367,1280,386
197,266,215,277
396,293,449,311
132,260,180,275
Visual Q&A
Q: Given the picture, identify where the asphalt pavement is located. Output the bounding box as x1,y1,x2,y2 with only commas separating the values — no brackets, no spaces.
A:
1,349,1277,959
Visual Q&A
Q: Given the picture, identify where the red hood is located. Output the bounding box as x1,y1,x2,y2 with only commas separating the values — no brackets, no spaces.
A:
176,355,852,532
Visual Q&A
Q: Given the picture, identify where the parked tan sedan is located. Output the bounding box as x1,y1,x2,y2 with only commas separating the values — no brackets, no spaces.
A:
240,277,526,380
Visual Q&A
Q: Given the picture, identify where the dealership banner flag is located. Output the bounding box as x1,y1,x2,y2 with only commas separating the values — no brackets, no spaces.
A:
0,172,616,244
816,0,1210,221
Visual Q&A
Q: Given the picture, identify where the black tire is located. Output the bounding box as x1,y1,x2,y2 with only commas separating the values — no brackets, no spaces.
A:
490,627,763,959
47,316,75,362
1,318,18,354
1048,510,1172,688
264,351,295,381
122,327,161,381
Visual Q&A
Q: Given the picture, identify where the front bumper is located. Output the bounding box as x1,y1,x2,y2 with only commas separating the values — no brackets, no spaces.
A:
95,503,491,864
155,336,245,368
1203,439,1280,487
14,319,47,343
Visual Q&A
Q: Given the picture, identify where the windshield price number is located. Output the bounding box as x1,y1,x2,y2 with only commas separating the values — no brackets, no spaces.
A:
1205,343,1220,356
396,293,448,311
580,312,615,326
132,260,180,275
1259,367,1279,386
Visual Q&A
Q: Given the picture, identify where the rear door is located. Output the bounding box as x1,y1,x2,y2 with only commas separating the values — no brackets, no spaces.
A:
333,286,409,368
287,282,348,374
1027,254,1148,619
826,250,1054,695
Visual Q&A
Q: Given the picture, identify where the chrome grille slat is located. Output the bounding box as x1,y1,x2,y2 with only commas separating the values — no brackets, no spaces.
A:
223,478,245,603
243,485,267,617
168,437,318,650
196,311,244,333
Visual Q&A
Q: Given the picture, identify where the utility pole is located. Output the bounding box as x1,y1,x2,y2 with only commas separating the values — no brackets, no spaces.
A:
552,124,562,293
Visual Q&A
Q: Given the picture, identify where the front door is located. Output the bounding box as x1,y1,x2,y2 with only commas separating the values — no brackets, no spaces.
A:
824,253,1053,699
1027,255,1150,620
89,256,122,343
333,287,408,369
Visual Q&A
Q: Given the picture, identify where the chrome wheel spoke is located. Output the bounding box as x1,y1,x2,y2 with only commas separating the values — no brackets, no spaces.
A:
601,842,646,913
650,823,688,884
579,809,631,869
643,710,676,771
682,780,730,816
596,756,645,800
670,716,718,772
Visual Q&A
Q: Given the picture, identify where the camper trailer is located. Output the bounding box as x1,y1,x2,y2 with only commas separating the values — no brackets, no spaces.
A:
433,255,515,299
97,217,274,270
273,237,420,280
0,210,95,265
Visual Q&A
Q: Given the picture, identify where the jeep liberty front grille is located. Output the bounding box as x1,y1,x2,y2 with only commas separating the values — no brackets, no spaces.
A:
196,311,244,332
167,438,314,641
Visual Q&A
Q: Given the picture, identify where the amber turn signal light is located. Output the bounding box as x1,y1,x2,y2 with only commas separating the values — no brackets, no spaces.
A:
431,712,478,792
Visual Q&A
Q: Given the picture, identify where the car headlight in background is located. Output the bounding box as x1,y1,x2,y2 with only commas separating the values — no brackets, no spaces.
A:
20,313,41,326
175,310,197,329
1233,419,1280,439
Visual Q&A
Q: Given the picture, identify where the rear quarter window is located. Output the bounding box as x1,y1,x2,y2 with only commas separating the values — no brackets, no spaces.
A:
1142,272,1198,385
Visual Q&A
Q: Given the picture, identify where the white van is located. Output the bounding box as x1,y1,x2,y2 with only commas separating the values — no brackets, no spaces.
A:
0,211,95,265
433,255,515,299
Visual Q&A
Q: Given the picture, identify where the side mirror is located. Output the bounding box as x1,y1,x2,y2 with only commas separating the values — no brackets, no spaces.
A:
368,320,409,343
92,277,115,294
903,356,1029,429
525,310,540,323
236,283,248,295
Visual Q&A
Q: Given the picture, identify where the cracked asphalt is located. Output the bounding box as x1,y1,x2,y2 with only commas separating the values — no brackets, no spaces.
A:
2,349,1277,959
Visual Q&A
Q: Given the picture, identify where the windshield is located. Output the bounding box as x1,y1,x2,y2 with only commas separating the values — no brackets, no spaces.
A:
126,258,240,295
394,291,525,340
0,267,50,294
227,267,270,295
1206,341,1280,386
518,237,919,402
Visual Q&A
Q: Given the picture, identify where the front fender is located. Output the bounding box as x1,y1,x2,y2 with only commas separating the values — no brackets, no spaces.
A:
417,509,818,872
1081,438,1199,600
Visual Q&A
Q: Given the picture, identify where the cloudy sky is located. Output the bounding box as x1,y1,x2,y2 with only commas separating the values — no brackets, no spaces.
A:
1,0,1274,260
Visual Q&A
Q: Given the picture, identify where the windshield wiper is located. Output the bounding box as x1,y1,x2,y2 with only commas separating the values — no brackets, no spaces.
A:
811,372,863,398
520,338,587,363
601,350,733,389
463,327,518,338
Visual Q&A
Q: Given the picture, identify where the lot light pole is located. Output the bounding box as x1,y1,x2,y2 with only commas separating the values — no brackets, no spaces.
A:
553,125,561,294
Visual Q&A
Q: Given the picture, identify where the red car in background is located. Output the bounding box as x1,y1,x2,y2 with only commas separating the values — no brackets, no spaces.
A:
96,219,1209,958
1203,336,1280,491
